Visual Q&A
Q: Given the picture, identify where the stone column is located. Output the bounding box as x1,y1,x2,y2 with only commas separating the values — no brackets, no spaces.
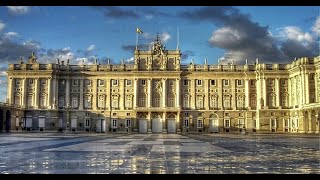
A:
34,78,39,108
47,77,52,109
275,78,280,108
191,79,196,109
148,112,152,133
176,112,180,130
300,74,304,105
308,112,313,133
22,78,27,108
315,73,318,103
7,78,14,105
163,112,166,131
305,74,309,104
65,78,70,106
106,79,111,110
162,78,167,107
120,79,125,110
79,79,84,110
245,79,250,109
204,79,209,110
147,78,152,108
176,78,181,108
288,78,292,107
262,78,267,108
218,79,223,109
133,78,138,108
231,79,236,109
52,77,57,109
256,78,261,109
92,79,97,110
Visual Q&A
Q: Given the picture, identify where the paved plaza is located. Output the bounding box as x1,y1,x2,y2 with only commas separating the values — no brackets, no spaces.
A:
0,133,319,174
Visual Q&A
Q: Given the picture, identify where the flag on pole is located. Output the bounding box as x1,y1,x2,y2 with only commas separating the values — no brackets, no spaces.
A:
136,27,143,34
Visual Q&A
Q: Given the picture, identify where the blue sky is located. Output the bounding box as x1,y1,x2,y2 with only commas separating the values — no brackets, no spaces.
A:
0,6,319,102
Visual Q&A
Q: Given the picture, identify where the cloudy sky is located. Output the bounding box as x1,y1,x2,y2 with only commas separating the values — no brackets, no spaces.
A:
0,6,319,102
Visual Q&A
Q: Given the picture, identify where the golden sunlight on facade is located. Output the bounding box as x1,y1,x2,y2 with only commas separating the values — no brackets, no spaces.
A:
1,36,320,134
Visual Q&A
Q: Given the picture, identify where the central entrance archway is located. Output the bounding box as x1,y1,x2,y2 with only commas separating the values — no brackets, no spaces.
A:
152,115,163,133
209,114,219,133
167,114,176,133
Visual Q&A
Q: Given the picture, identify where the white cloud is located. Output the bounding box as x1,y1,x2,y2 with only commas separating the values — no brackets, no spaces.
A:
87,44,96,51
7,6,30,15
282,26,314,43
0,21,5,32
23,40,41,50
209,27,242,48
312,16,320,36
4,32,19,39
125,57,134,63
160,32,171,43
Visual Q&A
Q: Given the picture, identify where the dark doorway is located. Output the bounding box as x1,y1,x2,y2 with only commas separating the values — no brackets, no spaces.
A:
0,109,3,132
5,110,11,133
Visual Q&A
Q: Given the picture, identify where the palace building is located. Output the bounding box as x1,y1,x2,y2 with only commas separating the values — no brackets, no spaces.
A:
2,35,320,134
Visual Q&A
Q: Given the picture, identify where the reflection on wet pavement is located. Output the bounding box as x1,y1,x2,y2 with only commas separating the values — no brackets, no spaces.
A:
0,133,319,174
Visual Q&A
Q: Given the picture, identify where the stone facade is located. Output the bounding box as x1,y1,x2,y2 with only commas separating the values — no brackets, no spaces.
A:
3,36,320,134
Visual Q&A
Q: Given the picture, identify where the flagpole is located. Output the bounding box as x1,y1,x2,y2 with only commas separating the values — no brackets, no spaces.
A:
136,28,138,50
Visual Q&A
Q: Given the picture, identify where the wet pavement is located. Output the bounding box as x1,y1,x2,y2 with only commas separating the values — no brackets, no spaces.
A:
0,133,319,174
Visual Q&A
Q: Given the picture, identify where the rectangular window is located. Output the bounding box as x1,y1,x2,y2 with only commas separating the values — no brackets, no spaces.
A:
168,98,175,107
40,96,46,108
141,98,146,107
28,79,34,85
85,79,91,86
154,98,160,107
99,79,105,86
196,98,203,109
16,79,21,86
197,119,203,128
84,97,91,108
210,80,216,86
112,99,119,108
73,80,78,86
251,80,255,86
225,119,230,128
224,80,229,86
237,80,243,86
59,97,64,108
72,97,78,108
85,119,90,127
183,80,189,86
126,79,132,86
27,96,33,107
40,79,46,85
184,112,188,117
125,99,132,108
184,118,189,127
112,79,118,86
141,80,146,86
183,96,189,108
126,119,131,127
197,80,202,86
112,119,117,128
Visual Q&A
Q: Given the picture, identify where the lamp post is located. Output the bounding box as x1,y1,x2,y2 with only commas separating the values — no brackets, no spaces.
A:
64,101,71,133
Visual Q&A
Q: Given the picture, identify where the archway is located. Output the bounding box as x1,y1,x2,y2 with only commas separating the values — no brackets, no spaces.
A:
167,114,176,133
5,110,11,133
0,109,3,132
209,113,219,133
